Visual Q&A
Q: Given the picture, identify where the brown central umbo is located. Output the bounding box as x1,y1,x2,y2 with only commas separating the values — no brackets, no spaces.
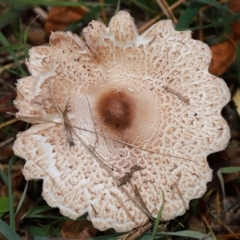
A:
96,90,135,133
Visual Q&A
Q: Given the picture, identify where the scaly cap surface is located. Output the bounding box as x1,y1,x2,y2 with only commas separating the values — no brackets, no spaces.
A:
13,11,230,232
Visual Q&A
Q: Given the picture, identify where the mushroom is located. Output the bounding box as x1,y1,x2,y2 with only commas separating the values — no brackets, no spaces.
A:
13,11,230,232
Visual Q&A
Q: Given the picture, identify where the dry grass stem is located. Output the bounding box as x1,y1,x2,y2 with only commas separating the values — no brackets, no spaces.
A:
0,78,16,91
132,185,154,220
117,222,153,240
200,214,216,239
0,118,18,129
156,0,177,23
176,184,188,210
98,0,107,23
0,59,25,75
33,6,48,20
110,192,136,223
138,0,185,34
48,83,75,147
0,137,15,148
163,86,190,105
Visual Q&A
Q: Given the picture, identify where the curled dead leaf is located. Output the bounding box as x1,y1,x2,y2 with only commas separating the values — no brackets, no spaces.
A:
209,40,236,76
45,6,87,35
229,0,240,40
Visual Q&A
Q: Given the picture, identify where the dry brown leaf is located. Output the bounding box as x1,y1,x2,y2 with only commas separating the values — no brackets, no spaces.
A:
209,40,236,76
233,88,240,116
45,6,87,35
229,0,240,40
188,216,206,234
60,220,97,240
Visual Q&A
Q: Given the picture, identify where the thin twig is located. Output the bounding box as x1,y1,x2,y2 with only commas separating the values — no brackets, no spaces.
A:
33,6,48,21
48,82,75,147
163,86,190,105
117,222,153,240
139,0,185,33
0,137,15,148
98,0,107,23
0,118,18,129
156,0,177,23
0,59,25,75
0,79,16,92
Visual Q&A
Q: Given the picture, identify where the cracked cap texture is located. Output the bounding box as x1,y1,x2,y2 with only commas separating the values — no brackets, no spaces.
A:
13,11,230,232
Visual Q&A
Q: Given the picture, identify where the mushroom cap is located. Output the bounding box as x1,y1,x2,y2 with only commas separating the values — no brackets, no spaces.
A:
13,11,230,232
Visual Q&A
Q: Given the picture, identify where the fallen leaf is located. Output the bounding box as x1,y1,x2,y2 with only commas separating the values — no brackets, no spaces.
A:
229,0,240,40
60,220,97,240
188,216,206,234
209,40,236,76
45,6,87,35
233,88,240,115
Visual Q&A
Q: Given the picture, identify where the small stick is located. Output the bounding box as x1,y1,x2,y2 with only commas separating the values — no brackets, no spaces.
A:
163,86,190,105
118,165,143,186
72,124,195,162
110,192,136,223
174,183,188,210
48,83,75,147
0,118,18,129
83,92,99,149
72,127,153,219
156,0,177,23
117,222,153,240
132,184,154,221
62,99,75,147
138,0,185,34
10,111,196,163
91,204,98,217
0,137,15,148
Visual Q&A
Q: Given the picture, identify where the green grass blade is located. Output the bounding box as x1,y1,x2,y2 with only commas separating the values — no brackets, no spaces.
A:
0,218,22,240
0,197,9,214
0,3,29,30
22,15,38,57
32,236,49,240
196,0,234,14
0,31,26,76
0,164,8,186
176,1,204,30
152,191,165,240
0,43,24,52
217,168,226,198
27,225,56,237
25,214,69,221
90,231,212,240
185,13,240,30
23,16,39,44
157,230,214,239
218,166,240,173
217,166,240,198
131,0,156,14
14,181,28,216
26,205,52,216
1,0,110,7
8,155,18,231
66,8,100,31
116,0,121,12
